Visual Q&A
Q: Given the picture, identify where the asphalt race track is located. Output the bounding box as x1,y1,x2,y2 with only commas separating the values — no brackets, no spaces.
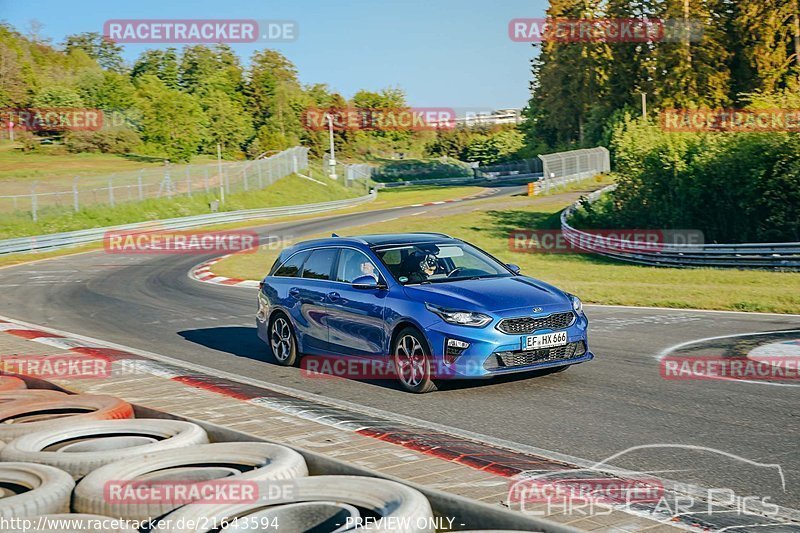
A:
1,184,799,512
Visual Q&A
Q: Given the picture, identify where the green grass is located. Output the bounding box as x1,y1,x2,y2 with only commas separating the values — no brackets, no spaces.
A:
0,172,359,239
0,141,216,183
214,185,800,314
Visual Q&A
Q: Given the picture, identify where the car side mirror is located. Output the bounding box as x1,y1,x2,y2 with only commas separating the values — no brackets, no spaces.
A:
351,275,386,290
506,263,521,274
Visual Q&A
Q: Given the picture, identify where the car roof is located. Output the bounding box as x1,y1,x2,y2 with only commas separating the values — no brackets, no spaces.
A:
291,233,456,250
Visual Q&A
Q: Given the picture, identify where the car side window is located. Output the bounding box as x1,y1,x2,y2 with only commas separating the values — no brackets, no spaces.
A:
336,249,380,283
273,250,310,278
301,249,337,280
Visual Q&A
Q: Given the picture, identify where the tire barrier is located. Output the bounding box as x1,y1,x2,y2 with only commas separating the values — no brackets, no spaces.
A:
74,442,309,521
222,501,359,532
0,383,571,532
0,395,133,441
1,419,210,478
153,475,435,532
0,376,27,391
0,462,75,518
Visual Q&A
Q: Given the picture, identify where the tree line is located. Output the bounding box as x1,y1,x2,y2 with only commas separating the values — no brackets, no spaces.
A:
523,0,800,150
0,24,525,165
533,1,800,243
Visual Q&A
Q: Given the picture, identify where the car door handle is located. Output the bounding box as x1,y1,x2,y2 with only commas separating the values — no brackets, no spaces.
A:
288,288,300,298
327,291,341,302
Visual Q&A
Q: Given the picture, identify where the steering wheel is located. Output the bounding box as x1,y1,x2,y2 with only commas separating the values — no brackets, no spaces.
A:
446,267,462,278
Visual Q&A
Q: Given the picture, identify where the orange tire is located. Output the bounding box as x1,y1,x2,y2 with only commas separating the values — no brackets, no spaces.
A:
0,390,67,407
0,395,134,441
0,376,26,391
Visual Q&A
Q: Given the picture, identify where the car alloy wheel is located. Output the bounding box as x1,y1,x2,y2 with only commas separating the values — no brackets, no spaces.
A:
396,335,426,388
270,315,297,366
393,328,438,393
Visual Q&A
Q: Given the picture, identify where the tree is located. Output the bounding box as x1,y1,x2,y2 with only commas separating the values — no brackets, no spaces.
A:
180,44,244,99
730,0,800,96
524,0,610,148
201,89,254,156
135,75,206,161
63,32,124,72
0,42,27,106
31,85,84,107
131,49,180,89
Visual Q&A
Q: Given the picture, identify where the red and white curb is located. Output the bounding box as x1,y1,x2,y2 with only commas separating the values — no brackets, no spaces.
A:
190,254,259,288
189,189,499,289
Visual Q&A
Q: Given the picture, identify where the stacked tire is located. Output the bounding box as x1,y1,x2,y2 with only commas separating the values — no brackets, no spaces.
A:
0,382,439,532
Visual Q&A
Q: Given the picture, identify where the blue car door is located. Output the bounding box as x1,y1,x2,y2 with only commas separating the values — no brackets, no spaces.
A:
325,248,387,357
293,248,338,355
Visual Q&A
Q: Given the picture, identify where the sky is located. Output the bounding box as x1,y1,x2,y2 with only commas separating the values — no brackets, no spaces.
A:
0,0,549,111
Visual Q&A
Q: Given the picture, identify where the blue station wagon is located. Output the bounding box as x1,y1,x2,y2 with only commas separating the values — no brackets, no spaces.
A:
257,233,593,393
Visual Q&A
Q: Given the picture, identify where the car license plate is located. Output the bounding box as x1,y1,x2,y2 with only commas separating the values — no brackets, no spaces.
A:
523,330,568,350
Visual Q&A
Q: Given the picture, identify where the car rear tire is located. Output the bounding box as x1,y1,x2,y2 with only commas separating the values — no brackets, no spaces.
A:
392,327,438,394
268,312,298,367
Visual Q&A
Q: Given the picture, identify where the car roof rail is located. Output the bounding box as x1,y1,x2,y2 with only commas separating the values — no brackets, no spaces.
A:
409,232,452,238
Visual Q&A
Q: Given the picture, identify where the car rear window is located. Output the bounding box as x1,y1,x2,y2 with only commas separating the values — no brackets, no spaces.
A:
273,250,310,278
301,249,338,280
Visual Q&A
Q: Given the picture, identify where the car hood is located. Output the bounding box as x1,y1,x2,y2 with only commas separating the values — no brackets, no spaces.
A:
402,276,570,314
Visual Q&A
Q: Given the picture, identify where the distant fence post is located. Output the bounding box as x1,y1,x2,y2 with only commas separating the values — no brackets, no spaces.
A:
31,181,38,222
138,171,144,201
109,175,115,207
243,165,249,191
73,177,79,212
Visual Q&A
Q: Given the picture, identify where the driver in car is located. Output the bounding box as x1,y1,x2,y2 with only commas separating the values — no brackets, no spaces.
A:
360,260,378,281
406,254,438,283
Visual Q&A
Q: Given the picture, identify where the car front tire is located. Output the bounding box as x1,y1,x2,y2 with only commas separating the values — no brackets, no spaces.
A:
392,327,438,394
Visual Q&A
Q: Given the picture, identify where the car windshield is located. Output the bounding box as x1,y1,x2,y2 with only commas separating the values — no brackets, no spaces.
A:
373,242,512,285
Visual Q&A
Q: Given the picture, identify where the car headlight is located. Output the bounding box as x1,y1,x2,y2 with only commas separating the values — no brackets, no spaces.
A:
568,294,583,314
425,303,492,327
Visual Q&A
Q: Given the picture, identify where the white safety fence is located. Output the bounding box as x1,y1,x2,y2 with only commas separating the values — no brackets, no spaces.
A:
1,147,310,221
536,147,610,194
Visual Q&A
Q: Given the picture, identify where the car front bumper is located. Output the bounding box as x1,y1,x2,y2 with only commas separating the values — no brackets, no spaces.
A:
422,311,593,379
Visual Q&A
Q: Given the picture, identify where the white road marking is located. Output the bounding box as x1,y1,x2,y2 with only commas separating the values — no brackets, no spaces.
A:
657,329,800,388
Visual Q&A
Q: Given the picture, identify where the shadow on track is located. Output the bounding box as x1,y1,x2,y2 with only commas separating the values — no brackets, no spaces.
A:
178,326,271,362
178,326,570,393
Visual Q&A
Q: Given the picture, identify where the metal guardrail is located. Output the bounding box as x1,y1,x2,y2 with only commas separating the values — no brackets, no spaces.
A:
561,185,800,269
0,192,376,256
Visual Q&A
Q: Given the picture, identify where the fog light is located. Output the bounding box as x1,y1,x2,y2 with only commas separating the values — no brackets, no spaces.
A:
445,338,470,364
447,339,470,349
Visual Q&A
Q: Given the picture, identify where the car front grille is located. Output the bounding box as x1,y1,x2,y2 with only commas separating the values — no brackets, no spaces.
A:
485,341,586,370
496,311,575,334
